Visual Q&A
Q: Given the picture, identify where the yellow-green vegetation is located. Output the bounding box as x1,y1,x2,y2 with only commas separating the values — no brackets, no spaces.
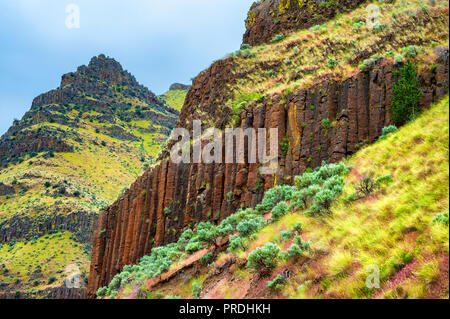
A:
158,89,188,112
0,231,89,296
231,0,448,110
116,95,448,299
0,57,178,295
0,116,163,219
226,95,449,299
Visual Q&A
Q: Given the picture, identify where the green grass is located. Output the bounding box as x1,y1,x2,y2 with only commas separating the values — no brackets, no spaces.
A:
227,0,448,103
0,231,90,294
119,95,449,299
0,90,175,294
158,89,188,111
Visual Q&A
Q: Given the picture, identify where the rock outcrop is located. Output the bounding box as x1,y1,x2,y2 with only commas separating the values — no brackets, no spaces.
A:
0,210,97,244
243,0,369,46
87,50,449,297
0,287,86,299
169,83,191,91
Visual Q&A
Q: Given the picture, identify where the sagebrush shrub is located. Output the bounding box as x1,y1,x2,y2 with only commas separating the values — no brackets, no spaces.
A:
236,216,266,237
432,211,449,226
378,125,398,140
271,201,289,221
285,243,302,260
247,242,280,273
266,274,285,290
196,222,218,246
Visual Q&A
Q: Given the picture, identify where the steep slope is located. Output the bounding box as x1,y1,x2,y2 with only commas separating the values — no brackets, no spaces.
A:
243,0,369,46
105,95,449,299
88,0,449,297
0,54,178,298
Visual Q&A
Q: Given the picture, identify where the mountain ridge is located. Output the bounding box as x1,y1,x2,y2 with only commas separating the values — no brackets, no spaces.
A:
0,54,178,298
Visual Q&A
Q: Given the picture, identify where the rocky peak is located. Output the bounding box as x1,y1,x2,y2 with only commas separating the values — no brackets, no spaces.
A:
61,54,137,88
169,83,191,91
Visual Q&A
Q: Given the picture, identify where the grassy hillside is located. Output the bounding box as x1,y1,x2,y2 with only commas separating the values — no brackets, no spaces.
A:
0,55,178,296
100,95,448,299
158,89,188,112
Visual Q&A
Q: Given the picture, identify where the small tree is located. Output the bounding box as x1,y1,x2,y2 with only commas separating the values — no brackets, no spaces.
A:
390,59,423,126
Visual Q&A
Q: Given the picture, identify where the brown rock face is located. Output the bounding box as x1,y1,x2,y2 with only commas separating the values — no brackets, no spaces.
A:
243,0,369,46
87,50,449,298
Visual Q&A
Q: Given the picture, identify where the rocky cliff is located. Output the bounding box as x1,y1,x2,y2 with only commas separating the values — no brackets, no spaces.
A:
87,49,449,297
243,0,369,46
88,0,449,297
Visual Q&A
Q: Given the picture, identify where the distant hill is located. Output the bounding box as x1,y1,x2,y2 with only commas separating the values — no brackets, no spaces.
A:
0,54,178,298
158,84,189,112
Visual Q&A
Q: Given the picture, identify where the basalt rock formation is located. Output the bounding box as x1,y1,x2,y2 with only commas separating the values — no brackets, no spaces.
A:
87,48,449,297
243,0,369,46
0,287,86,299
0,210,97,244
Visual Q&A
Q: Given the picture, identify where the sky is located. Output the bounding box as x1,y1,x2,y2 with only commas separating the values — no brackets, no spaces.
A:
0,0,255,135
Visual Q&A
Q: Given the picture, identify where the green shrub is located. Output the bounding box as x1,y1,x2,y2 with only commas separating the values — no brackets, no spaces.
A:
375,174,394,186
293,222,303,234
432,212,449,226
400,45,423,59
342,193,356,205
378,125,398,140
196,222,218,246
326,58,339,69
236,217,266,237
372,22,387,33
247,242,280,273
309,189,336,215
285,243,303,260
200,252,214,265
280,230,292,241
394,54,403,64
355,175,376,198
267,274,285,290
96,286,108,298
289,191,306,211
260,185,294,214
293,235,311,250
177,229,194,249
271,201,289,221
323,175,345,194
192,281,201,299
228,234,244,252
185,239,203,254
271,34,285,43
280,136,289,156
